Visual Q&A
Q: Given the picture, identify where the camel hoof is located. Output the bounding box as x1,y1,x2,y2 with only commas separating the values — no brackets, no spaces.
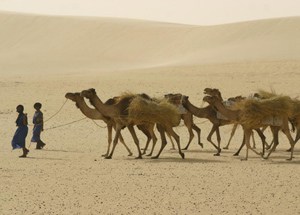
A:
240,158,248,161
101,154,108,157
286,148,292,152
146,153,152,157
233,153,239,156
105,156,112,159
286,158,293,161
223,147,229,150
128,152,133,156
135,156,143,159
182,147,188,151
180,153,185,159
199,143,204,148
151,156,159,159
214,153,220,156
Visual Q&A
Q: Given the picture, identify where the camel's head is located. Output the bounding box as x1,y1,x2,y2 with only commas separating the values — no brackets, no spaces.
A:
203,88,221,97
139,93,152,101
180,95,189,105
203,95,217,105
81,88,96,99
65,92,81,101
228,95,245,103
164,93,183,105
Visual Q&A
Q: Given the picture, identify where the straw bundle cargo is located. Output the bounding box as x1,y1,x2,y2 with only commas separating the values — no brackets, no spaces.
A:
128,96,181,127
256,89,278,99
237,95,294,128
291,99,300,118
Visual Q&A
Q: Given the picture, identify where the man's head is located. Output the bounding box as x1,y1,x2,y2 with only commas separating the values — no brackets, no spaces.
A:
34,102,42,110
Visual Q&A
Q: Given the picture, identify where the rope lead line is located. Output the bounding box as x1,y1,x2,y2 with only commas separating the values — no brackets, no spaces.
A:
91,120,107,128
44,117,87,131
44,99,69,123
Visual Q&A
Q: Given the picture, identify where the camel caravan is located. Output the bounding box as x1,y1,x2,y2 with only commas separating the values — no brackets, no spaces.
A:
65,88,300,161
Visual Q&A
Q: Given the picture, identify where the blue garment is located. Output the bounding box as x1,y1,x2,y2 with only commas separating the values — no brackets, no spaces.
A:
31,111,43,142
11,113,28,149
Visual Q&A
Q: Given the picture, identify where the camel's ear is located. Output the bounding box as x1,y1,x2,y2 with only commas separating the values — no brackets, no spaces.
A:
90,88,96,94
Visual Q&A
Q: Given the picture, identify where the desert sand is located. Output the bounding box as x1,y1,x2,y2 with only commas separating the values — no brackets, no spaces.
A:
0,11,300,214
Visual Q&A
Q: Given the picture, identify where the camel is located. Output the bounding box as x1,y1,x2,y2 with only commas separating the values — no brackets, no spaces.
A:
80,89,184,159
203,88,269,153
65,92,133,157
203,94,295,160
164,93,203,150
291,99,300,146
105,93,159,157
253,90,298,151
180,95,230,156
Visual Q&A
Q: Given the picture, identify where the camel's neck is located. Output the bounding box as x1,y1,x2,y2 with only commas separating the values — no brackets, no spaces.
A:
183,99,213,118
90,95,117,118
75,97,105,120
213,100,240,121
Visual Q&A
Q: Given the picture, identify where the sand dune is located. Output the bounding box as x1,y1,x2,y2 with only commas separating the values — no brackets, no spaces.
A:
0,11,300,214
0,11,300,74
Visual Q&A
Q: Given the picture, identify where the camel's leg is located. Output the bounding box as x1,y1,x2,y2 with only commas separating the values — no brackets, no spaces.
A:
138,125,152,155
182,113,203,150
102,125,112,157
289,129,300,153
233,134,245,156
105,126,122,159
152,124,168,159
281,124,295,160
182,123,195,150
224,123,238,150
295,130,300,145
251,131,256,149
233,128,265,157
119,133,133,156
242,128,262,161
147,127,158,157
266,139,274,151
225,123,238,149
241,129,251,161
111,124,132,156
264,126,280,160
286,128,298,152
192,123,203,148
167,133,176,150
215,126,222,156
127,125,142,159
167,127,184,159
207,124,221,156
254,128,266,156
147,130,157,156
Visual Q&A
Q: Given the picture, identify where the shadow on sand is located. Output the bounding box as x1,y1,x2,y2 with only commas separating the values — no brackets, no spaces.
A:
25,156,68,161
40,149,84,153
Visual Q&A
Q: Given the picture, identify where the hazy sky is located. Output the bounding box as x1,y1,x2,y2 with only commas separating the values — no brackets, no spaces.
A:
0,0,300,25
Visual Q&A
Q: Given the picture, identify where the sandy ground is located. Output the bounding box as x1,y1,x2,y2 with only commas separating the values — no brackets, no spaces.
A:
0,12,300,215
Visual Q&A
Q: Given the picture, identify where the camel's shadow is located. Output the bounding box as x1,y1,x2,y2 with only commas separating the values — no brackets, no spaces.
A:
141,156,227,164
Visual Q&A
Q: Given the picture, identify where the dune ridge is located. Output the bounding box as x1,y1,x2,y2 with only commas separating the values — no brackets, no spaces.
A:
0,11,300,74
